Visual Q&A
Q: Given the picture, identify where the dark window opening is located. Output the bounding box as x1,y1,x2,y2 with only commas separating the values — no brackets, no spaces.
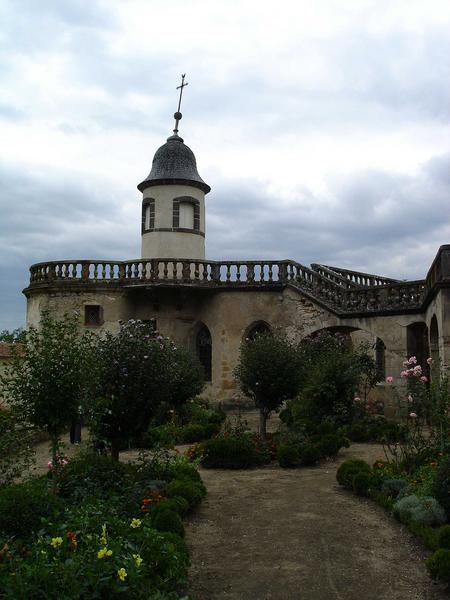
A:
84,305,103,327
375,337,386,379
196,325,212,382
142,318,157,331
246,321,271,342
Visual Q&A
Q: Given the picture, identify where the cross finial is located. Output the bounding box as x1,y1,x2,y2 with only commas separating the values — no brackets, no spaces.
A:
173,74,188,134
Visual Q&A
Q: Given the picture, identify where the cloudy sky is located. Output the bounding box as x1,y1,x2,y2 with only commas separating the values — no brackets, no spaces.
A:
1,0,450,330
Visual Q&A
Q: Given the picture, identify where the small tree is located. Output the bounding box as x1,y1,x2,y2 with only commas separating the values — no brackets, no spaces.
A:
1,312,98,483
0,328,26,343
92,320,204,460
234,333,302,438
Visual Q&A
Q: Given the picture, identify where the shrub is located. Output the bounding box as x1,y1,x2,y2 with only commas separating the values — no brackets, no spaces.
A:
200,435,261,469
381,478,408,499
166,478,206,509
438,525,450,550
432,456,450,520
166,460,202,483
57,451,134,502
151,508,185,537
141,424,182,448
315,433,348,458
394,495,447,526
0,479,63,538
426,549,450,584
277,444,300,468
336,459,372,489
156,496,190,517
180,422,220,443
352,471,373,496
300,444,321,466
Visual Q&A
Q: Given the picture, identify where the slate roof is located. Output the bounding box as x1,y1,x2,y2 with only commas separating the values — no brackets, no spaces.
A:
137,134,210,194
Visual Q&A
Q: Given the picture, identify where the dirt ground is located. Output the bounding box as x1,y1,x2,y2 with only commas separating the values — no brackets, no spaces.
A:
30,414,448,600
185,412,448,600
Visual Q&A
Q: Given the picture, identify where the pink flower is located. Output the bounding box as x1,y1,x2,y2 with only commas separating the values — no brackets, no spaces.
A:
409,412,417,419
403,360,409,367
420,376,428,383
413,365,422,375
408,356,418,365
386,376,394,384
353,397,361,402
407,394,413,403
400,370,409,378
427,357,433,365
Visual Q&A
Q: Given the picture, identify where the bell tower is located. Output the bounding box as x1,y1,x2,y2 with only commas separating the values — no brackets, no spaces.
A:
138,75,210,260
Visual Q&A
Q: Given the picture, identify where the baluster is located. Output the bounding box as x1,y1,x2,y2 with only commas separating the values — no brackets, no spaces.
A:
236,263,241,282
226,264,231,282
268,264,273,282
163,261,168,280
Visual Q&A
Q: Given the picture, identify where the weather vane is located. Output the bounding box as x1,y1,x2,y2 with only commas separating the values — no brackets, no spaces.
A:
173,73,188,135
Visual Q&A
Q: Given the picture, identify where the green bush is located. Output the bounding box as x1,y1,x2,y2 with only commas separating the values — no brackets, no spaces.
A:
180,422,220,443
394,495,447,526
151,508,185,537
166,460,202,483
352,471,373,496
277,444,300,468
0,478,63,538
300,444,321,466
336,459,372,489
380,478,408,499
315,433,348,458
426,548,450,584
155,496,190,517
141,424,182,448
438,525,450,550
200,435,261,469
57,451,134,502
432,455,450,520
166,478,206,509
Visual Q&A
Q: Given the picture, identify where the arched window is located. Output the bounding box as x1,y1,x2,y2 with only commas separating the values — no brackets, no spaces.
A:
173,197,200,231
245,321,271,342
196,325,212,382
141,198,155,233
430,315,439,377
375,337,386,379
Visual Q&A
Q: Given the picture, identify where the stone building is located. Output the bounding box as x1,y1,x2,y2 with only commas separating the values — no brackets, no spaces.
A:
23,109,450,402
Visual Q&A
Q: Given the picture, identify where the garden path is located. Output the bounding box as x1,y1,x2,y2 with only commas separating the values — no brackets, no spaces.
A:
185,411,448,600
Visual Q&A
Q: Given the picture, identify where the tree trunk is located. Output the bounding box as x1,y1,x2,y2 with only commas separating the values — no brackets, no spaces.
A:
259,409,269,439
111,440,120,462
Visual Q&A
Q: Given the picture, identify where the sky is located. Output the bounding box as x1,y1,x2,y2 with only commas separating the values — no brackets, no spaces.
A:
1,0,450,330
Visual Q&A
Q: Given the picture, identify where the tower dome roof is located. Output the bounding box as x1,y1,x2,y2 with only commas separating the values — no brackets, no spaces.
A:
137,133,210,194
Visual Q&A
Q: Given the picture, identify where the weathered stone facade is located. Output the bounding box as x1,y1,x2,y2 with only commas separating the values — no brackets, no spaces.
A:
22,123,450,402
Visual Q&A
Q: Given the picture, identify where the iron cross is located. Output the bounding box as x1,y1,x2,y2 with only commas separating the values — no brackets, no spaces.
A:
176,74,188,112
173,74,188,134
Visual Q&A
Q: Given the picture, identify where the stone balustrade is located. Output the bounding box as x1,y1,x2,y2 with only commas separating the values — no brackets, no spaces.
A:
27,258,429,316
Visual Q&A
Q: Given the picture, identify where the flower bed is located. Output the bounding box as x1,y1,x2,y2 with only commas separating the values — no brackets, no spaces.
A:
0,449,205,599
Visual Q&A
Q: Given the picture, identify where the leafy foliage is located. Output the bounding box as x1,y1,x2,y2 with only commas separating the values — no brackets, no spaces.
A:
393,494,446,526
432,455,450,520
0,407,35,487
234,333,302,436
336,459,372,489
91,320,204,459
426,549,450,584
1,312,98,472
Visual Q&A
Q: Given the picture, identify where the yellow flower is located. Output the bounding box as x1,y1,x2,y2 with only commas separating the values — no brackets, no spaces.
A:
130,518,142,529
50,537,63,548
100,524,107,545
132,553,143,567
97,547,113,559
117,567,127,582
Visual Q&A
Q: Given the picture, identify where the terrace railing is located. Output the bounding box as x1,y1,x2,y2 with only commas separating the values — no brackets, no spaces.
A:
27,258,428,315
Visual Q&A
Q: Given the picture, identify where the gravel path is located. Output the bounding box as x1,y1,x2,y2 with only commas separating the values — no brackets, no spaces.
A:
186,416,448,600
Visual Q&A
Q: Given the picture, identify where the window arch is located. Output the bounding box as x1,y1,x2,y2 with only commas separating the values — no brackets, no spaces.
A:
245,320,272,342
196,324,212,382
